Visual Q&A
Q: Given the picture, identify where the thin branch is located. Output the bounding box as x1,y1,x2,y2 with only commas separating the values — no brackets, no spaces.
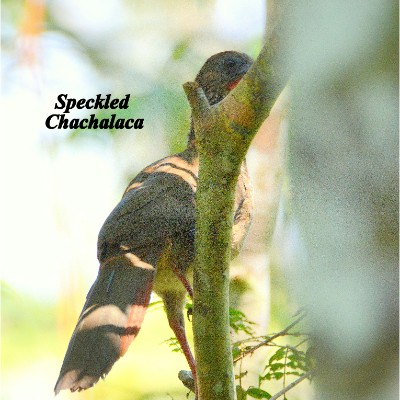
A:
294,338,309,348
234,315,305,363
283,347,288,393
269,370,314,400
233,332,309,347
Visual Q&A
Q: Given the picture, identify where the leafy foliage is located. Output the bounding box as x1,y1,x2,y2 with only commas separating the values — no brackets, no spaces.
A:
229,307,256,335
163,337,183,354
156,295,314,399
231,310,314,400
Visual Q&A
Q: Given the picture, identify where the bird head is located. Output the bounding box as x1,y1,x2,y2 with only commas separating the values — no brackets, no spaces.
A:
195,51,253,105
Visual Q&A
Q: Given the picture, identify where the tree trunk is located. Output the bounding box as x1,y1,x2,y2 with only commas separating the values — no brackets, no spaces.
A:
184,11,287,396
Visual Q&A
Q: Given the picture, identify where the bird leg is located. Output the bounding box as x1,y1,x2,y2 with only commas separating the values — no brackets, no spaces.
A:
164,293,197,398
168,313,197,399
171,264,193,299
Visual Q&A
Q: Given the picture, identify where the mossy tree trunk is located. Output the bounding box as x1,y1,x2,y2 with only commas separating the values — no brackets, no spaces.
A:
183,10,287,398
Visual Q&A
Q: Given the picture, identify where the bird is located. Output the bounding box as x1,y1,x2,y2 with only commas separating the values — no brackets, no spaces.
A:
54,50,254,396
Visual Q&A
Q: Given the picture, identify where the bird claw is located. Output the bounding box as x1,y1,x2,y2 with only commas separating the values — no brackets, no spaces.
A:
178,370,195,393
186,305,193,321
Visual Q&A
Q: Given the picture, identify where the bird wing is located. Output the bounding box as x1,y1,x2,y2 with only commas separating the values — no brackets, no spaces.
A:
98,160,197,263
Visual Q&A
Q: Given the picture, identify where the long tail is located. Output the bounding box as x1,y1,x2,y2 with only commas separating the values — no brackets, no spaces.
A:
54,257,155,394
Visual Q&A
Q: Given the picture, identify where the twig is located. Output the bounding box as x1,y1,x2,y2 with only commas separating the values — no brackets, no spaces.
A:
233,332,308,347
294,338,309,348
234,315,305,363
269,370,314,400
283,347,288,393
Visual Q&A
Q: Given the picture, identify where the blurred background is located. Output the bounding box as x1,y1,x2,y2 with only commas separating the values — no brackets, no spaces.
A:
1,1,398,400
1,1,304,399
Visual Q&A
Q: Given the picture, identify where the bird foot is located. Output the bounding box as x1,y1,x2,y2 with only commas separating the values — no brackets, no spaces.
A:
178,370,195,393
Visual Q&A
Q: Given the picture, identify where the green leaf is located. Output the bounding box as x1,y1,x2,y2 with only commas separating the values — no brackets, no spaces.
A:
259,372,272,382
162,337,182,353
270,362,285,371
246,387,272,399
269,348,286,364
286,361,298,369
229,307,256,335
287,371,303,376
273,372,284,380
